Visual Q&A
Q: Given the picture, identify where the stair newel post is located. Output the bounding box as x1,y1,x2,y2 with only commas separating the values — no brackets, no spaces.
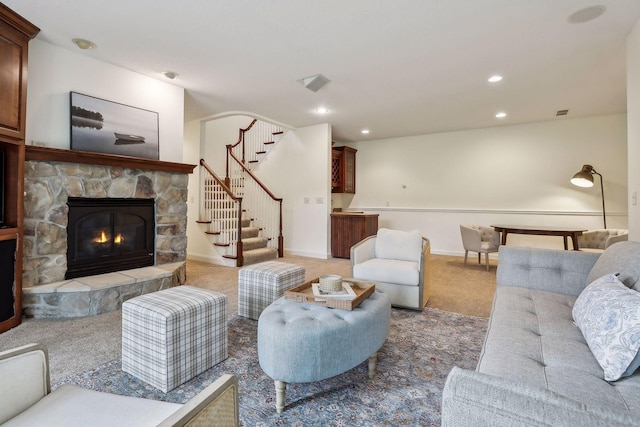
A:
236,197,244,267
224,145,232,188
278,199,284,258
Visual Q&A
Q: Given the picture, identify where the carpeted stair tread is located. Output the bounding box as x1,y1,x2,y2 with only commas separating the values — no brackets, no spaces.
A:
241,226,260,238
243,247,278,265
242,236,269,251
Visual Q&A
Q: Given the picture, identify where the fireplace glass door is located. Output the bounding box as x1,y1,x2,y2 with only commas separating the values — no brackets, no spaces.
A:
66,198,154,279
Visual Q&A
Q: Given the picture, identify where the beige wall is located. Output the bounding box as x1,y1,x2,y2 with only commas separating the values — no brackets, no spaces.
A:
25,39,185,162
343,114,628,255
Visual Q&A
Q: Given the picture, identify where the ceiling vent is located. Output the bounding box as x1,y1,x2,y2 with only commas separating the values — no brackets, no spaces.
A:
298,74,331,92
556,109,569,116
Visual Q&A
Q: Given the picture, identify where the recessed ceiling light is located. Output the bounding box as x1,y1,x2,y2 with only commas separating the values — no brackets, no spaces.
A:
568,5,606,24
361,129,370,135
488,75,503,83
315,107,329,114
495,112,507,118
162,71,179,80
72,38,96,50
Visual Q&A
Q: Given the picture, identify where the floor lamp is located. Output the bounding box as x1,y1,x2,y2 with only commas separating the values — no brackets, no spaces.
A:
570,164,606,229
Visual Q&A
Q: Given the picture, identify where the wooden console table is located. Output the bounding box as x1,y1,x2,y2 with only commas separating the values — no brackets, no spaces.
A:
492,225,587,251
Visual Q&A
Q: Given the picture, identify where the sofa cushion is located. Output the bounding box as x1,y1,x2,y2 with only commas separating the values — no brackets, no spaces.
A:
587,241,640,291
573,274,640,381
374,228,422,263
352,258,419,286
478,286,640,414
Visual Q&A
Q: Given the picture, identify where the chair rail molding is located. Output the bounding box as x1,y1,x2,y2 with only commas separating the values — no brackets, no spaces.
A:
346,207,628,217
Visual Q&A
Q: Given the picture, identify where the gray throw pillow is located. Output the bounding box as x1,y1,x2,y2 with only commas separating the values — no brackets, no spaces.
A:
587,241,640,291
573,274,640,381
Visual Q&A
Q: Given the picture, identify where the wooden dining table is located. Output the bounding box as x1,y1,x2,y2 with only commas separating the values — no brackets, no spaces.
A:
491,225,587,250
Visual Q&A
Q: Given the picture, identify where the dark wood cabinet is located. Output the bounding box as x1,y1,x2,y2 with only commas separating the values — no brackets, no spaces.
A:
0,5,38,333
331,146,356,193
331,213,378,258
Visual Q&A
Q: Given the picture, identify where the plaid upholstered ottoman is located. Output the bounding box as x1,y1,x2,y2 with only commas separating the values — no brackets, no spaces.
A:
238,261,305,320
122,286,227,392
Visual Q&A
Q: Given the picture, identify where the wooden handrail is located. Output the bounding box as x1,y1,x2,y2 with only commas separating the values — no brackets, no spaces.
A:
227,149,282,202
229,119,258,150
200,159,239,201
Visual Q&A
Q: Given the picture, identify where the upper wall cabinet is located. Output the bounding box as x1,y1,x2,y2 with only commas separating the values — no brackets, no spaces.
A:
0,5,39,141
331,146,357,194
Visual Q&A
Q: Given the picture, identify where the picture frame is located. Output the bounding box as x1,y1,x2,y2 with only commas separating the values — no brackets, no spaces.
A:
70,92,159,160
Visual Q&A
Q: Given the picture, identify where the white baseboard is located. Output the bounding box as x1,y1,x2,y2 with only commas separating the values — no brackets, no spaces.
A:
187,253,235,267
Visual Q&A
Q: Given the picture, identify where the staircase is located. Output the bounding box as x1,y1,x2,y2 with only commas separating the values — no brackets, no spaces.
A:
198,119,285,267
238,218,279,265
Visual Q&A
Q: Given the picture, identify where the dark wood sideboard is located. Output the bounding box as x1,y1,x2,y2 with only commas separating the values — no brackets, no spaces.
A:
330,212,379,258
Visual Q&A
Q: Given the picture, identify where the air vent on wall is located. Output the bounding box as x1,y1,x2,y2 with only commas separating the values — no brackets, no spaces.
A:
556,109,569,116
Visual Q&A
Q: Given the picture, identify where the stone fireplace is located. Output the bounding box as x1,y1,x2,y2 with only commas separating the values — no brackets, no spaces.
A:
21,146,196,318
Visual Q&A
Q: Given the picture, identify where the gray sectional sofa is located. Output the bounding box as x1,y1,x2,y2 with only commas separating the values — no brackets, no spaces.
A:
442,241,640,426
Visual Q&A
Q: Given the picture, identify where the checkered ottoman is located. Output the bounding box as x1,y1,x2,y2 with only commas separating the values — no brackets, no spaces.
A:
238,261,305,320
121,286,227,392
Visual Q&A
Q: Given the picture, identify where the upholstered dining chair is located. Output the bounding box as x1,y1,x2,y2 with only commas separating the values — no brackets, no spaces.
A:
350,228,430,310
578,229,628,251
459,225,500,271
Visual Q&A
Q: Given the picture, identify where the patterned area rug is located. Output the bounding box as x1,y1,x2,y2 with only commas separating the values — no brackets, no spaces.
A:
56,307,487,426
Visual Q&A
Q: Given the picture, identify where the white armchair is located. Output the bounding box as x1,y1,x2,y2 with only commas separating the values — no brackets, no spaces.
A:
0,343,239,427
578,229,628,251
459,225,500,271
350,228,430,310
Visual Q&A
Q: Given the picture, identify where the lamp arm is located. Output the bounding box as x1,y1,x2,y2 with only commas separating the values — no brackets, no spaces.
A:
593,171,607,229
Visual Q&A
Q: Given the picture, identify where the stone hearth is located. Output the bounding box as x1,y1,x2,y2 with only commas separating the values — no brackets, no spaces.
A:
22,263,186,318
21,146,196,318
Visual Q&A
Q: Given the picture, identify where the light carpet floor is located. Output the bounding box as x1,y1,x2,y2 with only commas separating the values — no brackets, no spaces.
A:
0,253,496,384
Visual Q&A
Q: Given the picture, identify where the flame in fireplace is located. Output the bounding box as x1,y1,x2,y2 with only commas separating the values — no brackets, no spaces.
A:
94,231,124,245
95,231,108,244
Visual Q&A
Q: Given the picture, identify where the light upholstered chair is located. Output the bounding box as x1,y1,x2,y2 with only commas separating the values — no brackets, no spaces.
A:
0,343,239,426
350,228,430,310
459,225,500,271
578,228,628,251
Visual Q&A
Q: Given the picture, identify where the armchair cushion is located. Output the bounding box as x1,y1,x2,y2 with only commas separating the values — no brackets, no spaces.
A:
2,384,181,427
352,258,420,287
0,344,49,424
374,228,422,263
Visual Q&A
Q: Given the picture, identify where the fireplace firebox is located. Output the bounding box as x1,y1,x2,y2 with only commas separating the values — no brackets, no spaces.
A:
66,197,155,279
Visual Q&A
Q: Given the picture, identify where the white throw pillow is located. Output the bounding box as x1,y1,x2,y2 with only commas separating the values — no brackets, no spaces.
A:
572,274,640,381
374,228,422,263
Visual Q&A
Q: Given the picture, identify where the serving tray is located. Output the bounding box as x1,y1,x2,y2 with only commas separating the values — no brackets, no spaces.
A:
284,278,375,310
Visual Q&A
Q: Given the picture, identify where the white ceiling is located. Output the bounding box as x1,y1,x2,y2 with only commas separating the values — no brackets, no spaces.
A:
5,0,640,142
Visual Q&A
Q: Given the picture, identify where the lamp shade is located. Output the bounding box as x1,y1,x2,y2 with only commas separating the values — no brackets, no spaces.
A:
570,165,595,188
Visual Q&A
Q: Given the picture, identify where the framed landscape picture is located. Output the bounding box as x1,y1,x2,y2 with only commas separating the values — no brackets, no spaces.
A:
70,92,159,160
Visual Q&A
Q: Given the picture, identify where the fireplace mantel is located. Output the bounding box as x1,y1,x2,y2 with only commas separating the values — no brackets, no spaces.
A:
25,145,196,174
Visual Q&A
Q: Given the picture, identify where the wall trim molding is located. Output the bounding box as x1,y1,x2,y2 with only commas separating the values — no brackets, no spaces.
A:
345,207,627,217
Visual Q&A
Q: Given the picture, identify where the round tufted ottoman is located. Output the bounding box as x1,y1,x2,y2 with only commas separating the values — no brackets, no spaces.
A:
257,290,391,413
